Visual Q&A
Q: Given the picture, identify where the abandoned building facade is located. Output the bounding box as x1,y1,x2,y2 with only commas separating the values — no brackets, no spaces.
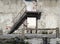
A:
0,0,60,35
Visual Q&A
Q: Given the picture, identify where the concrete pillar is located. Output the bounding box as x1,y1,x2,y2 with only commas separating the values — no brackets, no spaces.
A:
56,28,59,38
36,18,37,34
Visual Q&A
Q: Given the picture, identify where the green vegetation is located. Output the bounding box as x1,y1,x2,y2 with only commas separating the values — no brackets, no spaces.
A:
0,38,29,44
25,42,29,44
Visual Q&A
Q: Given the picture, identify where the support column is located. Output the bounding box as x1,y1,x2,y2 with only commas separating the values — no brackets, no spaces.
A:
56,28,59,38
43,37,48,44
36,18,38,34
22,24,25,39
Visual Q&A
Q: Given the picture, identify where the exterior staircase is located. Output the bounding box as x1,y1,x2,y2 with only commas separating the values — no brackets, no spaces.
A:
8,5,41,34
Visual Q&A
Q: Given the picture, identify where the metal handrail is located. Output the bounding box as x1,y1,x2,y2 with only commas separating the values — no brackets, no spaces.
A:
13,5,26,23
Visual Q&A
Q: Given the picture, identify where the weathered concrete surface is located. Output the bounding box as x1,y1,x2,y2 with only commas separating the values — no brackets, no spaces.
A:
0,0,60,34
0,0,25,34
37,0,60,33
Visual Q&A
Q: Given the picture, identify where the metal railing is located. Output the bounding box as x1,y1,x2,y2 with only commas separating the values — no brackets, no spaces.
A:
24,28,59,38
13,5,26,23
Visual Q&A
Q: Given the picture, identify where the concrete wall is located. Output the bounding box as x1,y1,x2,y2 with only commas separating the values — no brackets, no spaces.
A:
0,0,25,34
37,0,60,33
0,0,60,34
